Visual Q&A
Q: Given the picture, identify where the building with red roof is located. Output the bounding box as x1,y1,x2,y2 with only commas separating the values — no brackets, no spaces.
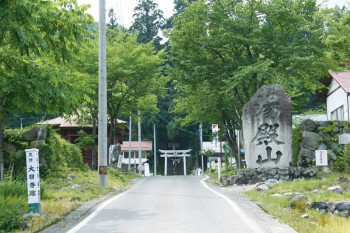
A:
327,71,350,121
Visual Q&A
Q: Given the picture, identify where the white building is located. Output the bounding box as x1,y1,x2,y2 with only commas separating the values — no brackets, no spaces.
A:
327,71,350,121
119,141,152,165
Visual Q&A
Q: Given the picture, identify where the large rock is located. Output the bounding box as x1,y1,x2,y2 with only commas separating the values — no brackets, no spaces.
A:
289,195,308,207
23,126,47,142
318,143,327,150
302,167,317,177
242,84,292,169
300,119,319,132
298,148,314,167
308,201,328,211
300,131,322,150
319,121,332,127
4,142,16,154
328,150,337,160
334,202,350,212
30,140,46,148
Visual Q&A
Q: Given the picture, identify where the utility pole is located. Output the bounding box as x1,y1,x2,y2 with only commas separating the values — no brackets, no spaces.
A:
199,123,203,172
98,0,107,187
236,129,241,174
138,111,141,166
128,115,132,171
154,124,156,176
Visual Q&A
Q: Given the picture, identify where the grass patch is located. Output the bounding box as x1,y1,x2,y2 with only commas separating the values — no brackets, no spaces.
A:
244,173,350,233
1,168,139,233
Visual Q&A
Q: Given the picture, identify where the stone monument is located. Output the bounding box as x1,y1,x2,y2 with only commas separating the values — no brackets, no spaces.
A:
242,84,292,169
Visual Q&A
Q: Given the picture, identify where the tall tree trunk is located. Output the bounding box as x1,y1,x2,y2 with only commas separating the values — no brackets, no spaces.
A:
227,128,239,168
0,119,5,181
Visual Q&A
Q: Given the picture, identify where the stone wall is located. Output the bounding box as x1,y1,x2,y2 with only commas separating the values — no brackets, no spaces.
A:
4,126,47,155
298,119,341,167
221,166,317,186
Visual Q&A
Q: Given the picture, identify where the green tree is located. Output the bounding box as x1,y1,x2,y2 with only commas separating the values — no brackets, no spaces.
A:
321,5,350,69
108,8,118,28
130,0,165,50
73,28,167,165
106,29,167,144
0,0,93,180
163,0,197,29
169,0,334,165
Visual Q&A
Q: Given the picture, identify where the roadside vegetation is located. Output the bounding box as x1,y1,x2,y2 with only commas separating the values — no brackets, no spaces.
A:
207,166,350,233
0,127,138,233
245,173,350,233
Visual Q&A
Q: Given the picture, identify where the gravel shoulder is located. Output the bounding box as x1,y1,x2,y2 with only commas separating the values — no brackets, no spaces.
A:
205,181,297,233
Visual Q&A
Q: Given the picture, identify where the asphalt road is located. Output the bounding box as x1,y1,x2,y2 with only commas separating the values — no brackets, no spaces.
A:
58,176,296,233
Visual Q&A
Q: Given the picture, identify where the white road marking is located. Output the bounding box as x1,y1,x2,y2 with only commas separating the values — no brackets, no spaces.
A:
66,192,126,233
200,176,265,233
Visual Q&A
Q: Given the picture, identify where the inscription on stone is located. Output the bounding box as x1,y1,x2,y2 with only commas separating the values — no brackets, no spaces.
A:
243,85,292,168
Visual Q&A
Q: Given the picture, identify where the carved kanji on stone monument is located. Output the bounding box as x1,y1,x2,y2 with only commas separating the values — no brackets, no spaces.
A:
243,85,292,169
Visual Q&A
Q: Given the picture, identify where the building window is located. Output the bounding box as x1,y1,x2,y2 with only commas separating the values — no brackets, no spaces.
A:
331,105,344,120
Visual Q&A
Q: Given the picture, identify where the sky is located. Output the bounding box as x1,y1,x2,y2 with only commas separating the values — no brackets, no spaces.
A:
77,0,349,29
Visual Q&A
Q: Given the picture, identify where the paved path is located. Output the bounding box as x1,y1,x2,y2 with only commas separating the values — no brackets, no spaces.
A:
41,176,297,233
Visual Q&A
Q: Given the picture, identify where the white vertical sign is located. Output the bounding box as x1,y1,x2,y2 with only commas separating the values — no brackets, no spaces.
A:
117,154,124,168
212,124,219,149
315,150,328,166
109,145,115,164
25,148,41,215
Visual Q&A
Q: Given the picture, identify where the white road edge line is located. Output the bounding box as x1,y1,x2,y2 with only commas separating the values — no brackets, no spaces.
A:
66,178,147,233
200,176,265,233
66,192,126,233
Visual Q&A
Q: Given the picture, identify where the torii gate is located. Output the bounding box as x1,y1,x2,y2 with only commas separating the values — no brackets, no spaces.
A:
159,149,191,176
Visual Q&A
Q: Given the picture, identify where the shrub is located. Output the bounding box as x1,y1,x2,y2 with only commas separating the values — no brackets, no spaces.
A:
0,181,26,197
334,144,350,172
37,127,88,178
292,124,302,165
0,182,27,232
0,197,27,232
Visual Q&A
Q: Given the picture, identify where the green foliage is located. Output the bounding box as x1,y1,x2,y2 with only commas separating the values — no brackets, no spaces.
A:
200,149,215,156
0,181,26,197
245,173,350,233
221,166,236,177
321,6,350,69
75,130,96,150
0,0,94,120
0,182,27,232
0,0,94,181
0,196,26,232
4,128,29,180
4,128,28,148
130,0,165,50
292,124,302,165
39,130,88,178
108,167,125,183
4,126,88,180
334,144,350,172
319,121,339,134
170,0,331,125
